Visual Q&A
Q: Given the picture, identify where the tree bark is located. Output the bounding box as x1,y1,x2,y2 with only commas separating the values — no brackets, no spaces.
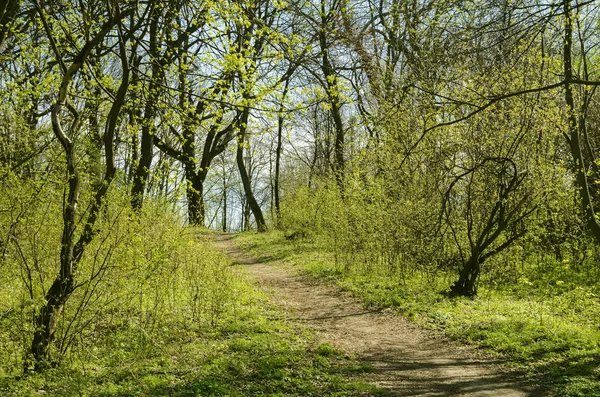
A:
450,254,481,297
274,79,290,226
29,8,129,369
319,0,345,190
131,7,161,212
236,109,267,232
274,114,283,222
126,57,142,184
563,0,600,243
186,170,204,225
222,174,227,232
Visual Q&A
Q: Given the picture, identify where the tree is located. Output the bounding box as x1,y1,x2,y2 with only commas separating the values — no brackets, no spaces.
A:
443,157,536,296
292,0,349,190
273,76,291,224
130,0,203,213
236,107,267,231
561,0,600,243
153,59,238,225
28,1,131,369
228,0,296,232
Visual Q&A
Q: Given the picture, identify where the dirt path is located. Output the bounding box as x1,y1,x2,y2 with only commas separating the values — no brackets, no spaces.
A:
212,234,542,397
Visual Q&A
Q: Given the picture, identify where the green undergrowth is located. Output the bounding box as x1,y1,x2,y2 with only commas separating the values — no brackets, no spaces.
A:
0,307,380,397
0,230,382,397
234,231,600,397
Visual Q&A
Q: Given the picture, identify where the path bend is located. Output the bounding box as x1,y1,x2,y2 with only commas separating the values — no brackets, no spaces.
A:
212,233,542,397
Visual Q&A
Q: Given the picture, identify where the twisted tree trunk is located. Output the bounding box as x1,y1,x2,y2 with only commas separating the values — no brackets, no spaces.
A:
29,8,129,369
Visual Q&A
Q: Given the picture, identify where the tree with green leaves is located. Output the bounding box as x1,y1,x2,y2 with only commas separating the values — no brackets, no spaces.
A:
27,0,132,369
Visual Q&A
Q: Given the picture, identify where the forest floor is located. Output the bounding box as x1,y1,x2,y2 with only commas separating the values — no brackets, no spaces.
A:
212,232,543,397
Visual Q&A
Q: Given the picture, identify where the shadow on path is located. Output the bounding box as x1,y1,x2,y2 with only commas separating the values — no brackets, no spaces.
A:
212,233,545,397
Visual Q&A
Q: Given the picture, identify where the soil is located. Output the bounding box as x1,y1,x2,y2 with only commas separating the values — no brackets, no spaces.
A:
212,233,545,397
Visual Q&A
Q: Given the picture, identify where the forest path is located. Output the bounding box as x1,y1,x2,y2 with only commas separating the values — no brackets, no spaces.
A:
211,233,541,397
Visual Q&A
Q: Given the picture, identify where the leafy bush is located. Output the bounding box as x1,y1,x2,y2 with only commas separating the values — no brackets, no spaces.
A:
0,177,242,373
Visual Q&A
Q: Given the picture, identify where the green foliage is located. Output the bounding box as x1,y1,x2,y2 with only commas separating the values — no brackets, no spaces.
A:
0,164,381,394
4,0,600,394
0,225,382,396
0,177,382,395
315,343,339,357
0,177,235,370
279,182,343,241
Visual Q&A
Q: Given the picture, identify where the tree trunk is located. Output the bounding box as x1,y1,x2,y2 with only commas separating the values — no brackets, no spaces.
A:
29,11,129,369
222,173,227,232
563,0,600,243
30,110,79,368
450,254,480,297
319,0,345,190
274,117,282,223
185,168,204,226
131,5,161,212
30,277,73,369
236,110,267,232
240,197,246,231
274,79,290,227
243,201,251,231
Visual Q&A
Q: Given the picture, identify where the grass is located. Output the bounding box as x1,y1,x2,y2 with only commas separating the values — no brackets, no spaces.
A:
234,230,600,397
0,231,383,397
